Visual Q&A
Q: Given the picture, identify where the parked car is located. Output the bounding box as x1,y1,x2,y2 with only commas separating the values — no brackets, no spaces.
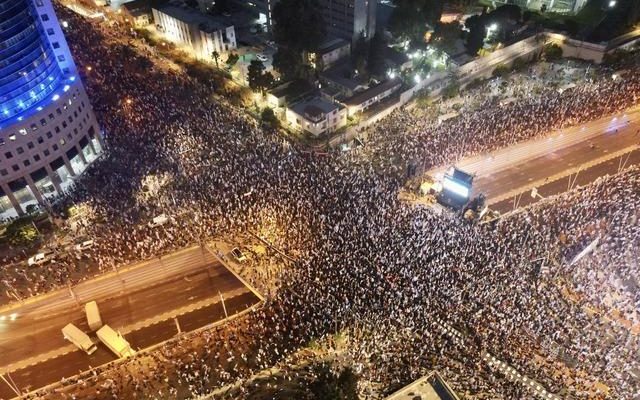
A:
231,247,247,262
74,240,94,252
28,252,54,267
148,214,169,228
256,54,268,62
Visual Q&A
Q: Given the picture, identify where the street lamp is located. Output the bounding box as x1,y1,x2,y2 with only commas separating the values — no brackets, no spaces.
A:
608,0,616,7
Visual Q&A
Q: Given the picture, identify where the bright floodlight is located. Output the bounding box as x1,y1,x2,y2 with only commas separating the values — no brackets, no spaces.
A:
442,177,470,198
608,0,616,7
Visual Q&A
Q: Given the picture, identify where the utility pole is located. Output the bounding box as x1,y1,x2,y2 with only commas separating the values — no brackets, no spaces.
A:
219,291,228,319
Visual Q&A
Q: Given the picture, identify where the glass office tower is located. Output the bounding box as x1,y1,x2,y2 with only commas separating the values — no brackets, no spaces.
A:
0,0,104,219
0,0,64,122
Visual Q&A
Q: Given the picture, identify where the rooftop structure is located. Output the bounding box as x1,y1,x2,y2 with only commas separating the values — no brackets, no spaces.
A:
385,371,461,400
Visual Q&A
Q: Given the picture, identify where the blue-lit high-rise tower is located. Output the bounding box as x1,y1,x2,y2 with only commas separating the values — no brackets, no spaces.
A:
0,0,103,219
0,0,64,122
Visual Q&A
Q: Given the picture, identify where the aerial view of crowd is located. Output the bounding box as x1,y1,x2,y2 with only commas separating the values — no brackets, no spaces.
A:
361,51,640,177
3,4,640,400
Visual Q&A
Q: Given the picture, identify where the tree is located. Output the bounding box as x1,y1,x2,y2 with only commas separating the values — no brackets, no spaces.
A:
247,60,274,92
211,0,230,14
389,0,444,43
211,50,220,69
272,0,326,77
309,366,358,400
368,33,388,76
433,21,463,53
273,46,303,80
352,33,369,74
464,14,486,55
225,52,239,70
261,107,279,128
542,43,563,61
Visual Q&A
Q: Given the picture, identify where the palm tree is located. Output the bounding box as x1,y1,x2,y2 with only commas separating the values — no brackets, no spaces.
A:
211,50,220,69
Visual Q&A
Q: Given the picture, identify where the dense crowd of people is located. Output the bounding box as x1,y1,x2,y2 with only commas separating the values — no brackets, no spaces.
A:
3,5,640,400
361,52,640,177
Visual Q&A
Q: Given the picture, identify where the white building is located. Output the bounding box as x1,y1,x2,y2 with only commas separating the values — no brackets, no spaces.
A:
153,5,237,61
286,97,347,136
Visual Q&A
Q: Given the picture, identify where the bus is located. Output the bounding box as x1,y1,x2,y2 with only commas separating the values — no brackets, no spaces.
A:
85,301,103,331
62,323,98,355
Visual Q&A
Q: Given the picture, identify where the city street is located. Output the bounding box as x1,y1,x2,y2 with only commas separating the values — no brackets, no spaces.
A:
472,120,640,209
422,106,640,213
0,246,261,399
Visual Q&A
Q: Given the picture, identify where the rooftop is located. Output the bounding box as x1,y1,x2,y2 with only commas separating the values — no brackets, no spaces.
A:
268,80,316,102
154,4,233,31
385,372,460,400
121,0,153,13
344,78,401,106
291,97,341,122
321,62,369,91
317,37,350,54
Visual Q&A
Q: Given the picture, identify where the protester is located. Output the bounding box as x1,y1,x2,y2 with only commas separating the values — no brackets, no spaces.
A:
6,6,640,400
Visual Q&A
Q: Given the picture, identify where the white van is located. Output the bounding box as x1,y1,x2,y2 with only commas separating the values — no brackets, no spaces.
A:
62,323,97,355
85,301,103,331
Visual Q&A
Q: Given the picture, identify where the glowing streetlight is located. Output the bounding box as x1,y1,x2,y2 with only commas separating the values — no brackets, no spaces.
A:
608,0,616,7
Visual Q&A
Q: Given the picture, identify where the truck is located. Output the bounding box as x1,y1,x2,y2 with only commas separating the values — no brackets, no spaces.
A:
85,301,103,331
62,323,98,355
96,325,136,358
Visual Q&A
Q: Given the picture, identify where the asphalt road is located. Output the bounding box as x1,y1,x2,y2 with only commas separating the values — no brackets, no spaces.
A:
471,115,640,211
0,261,239,367
491,148,640,213
0,291,258,399
0,254,260,400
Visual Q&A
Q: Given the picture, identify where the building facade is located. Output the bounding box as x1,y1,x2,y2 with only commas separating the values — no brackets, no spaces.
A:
319,0,376,45
0,0,103,220
286,97,347,136
153,5,237,61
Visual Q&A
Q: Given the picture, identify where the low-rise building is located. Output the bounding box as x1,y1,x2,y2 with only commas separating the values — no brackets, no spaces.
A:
152,5,237,61
266,80,315,109
311,38,351,71
343,78,401,115
320,62,369,97
121,0,153,27
385,371,460,400
285,97,347,136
